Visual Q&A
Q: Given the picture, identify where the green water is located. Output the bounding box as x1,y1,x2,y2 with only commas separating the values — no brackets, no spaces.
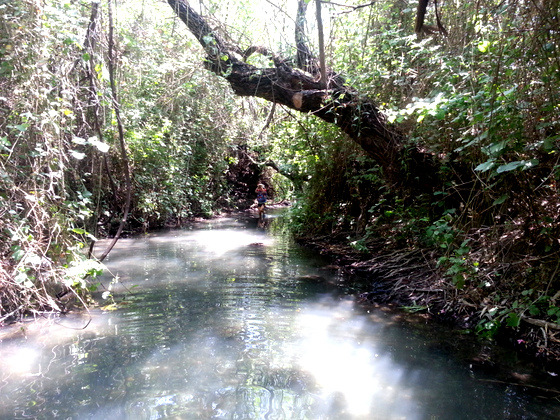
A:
0,212,559,419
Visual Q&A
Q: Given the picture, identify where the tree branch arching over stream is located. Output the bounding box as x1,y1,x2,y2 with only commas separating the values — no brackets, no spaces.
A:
165,0,435,188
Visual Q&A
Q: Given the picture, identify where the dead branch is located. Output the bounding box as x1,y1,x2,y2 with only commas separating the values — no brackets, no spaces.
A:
522,316,560,331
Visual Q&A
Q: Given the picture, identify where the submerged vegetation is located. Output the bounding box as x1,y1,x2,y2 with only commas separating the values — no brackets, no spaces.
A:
1,0,559,364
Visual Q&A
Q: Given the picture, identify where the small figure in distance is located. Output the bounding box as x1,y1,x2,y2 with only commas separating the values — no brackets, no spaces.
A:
255,183,268,221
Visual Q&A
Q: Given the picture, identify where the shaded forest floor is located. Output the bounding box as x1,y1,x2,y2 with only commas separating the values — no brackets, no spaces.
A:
296,232,560,378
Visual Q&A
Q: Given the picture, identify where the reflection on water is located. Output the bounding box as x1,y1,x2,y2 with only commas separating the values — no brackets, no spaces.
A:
1,212,559,419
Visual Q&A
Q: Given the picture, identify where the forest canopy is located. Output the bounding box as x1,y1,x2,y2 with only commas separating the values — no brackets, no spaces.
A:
1,0,559,359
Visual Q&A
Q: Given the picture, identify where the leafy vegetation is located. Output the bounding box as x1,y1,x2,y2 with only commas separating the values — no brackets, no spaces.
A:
1,0,559,362
0,0,256,321
282,0,560,347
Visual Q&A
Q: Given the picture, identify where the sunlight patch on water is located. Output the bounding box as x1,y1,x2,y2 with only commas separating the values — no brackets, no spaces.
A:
0,347,39,377
295,298,420,419
186,229,274,256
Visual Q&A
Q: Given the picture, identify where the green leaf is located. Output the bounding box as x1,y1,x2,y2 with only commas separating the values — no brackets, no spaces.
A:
452,273,465,289
0,136,11,151
492,195,508,205
529,305,540,316
474,160,495,172
496,161,524,173
506,312,521,327
478,40,491,53
88,282,101,292
543,135,559,152
525,159,539,169
14,272,29,284
12,249,25,261
496,160,539,173
548,307,560,316
202,35,215,46
485,141,508,156
70,227,97,241
70,150,86,160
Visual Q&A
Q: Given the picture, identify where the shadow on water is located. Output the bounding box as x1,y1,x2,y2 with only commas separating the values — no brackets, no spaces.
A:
1,210,559,419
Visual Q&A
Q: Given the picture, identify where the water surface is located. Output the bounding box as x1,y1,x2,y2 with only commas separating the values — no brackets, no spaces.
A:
1,212,559,419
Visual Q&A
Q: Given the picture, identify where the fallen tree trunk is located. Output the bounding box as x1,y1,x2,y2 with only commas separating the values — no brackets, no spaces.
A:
166,0,438,190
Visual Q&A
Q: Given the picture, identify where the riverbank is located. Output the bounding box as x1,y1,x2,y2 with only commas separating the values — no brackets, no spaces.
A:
296,232,560,376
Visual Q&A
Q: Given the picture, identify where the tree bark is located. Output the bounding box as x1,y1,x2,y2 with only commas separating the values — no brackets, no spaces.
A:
98,0,133,262
166,0,436,189
315,0,327,89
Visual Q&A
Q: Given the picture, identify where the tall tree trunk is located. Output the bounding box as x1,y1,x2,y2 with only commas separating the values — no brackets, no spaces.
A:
166,0,438,190
98,0,133,262
315,0,327,89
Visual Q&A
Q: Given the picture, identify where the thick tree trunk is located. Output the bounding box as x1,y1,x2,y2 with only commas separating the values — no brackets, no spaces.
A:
166,0,436,189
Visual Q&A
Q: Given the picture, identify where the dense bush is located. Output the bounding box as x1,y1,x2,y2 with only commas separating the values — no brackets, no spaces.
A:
285,0,560,335
0,0,256,321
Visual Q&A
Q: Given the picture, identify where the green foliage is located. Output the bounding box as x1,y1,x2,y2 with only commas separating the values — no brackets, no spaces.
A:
476,289,560,338
425,211,457,249
2,0,560,344
0,0,102,319
0,0,243,319
288,130,387,241
285,0,560,340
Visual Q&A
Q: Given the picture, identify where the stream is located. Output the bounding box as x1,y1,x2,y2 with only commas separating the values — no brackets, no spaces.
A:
1,211,559,419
